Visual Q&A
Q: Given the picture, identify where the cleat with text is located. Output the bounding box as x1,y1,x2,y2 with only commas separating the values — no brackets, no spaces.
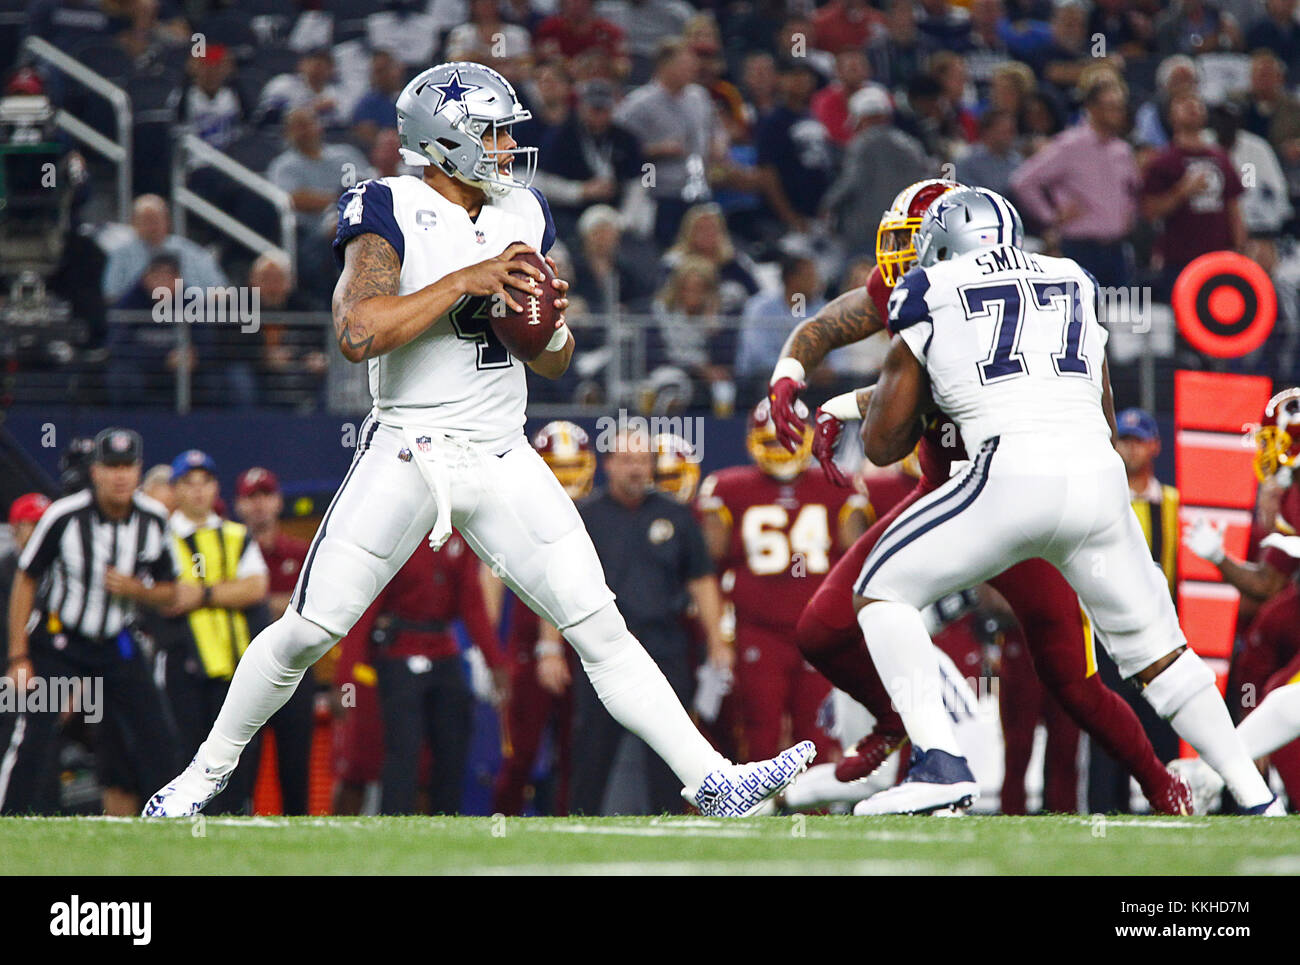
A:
142,750,231,818
684,741,817,817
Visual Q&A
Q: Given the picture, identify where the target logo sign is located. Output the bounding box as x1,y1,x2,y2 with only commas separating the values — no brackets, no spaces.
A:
1172,250,1276,358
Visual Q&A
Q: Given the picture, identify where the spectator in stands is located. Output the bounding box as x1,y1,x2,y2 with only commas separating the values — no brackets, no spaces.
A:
1088,0,1156,59
516,59,574,156
445,0,533,81
115,0,186,70
369,127,418,180
1011,77,1139,286
983,60,1035,140
823,83,933,260
648,255,729,410
928,49,979,148
739,50,780,125
594,0,693,82
536,0,627,67
1234,51,1300,174
172,43,247,150
268,108,369,234
106,253,189,406
573,205,657,314
661,203,760,316
755,59,834,238
1209,102,1293,275
956,108,1022,198
813,0,885,54
1248,0,1300,76
1134,55,1199,153
735,253,825,386
535,78,643,240
895,72,950,159
1141,91,1246,296
364,0,442,69
918,0,972,52
615,38,722,247
102,194,228,304
250,252,328,410
349,49,406,151
811,48,873,147
870,0,935,92
963,0,1014,101
1154,0,1241,56
687,15,747,133
1031,1,1104,102
257,47,348,130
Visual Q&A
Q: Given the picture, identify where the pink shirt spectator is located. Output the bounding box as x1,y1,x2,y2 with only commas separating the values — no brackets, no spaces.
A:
811,84,856,146
1010,123,1140,242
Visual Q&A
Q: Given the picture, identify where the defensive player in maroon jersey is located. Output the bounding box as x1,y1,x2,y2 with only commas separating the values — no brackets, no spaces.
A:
767,178,1191,812
1181,387,1300,809
697,401,871,761
654,433,703,505
491,421,593,815
333,529,503,814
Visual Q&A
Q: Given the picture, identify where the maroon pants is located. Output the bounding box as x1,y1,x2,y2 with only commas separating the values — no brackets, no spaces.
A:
492,653,574,816
732,622,835,762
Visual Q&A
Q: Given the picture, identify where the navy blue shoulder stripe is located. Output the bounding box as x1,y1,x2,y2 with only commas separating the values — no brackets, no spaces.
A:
333,180,404,270
889,267,933,332
528,186,557,254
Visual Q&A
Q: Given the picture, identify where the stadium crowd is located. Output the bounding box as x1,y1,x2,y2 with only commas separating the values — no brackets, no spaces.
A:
8,0,1300,410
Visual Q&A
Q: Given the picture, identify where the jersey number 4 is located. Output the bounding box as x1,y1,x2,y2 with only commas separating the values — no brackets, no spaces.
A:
449,295,512,369
960,278,1091,384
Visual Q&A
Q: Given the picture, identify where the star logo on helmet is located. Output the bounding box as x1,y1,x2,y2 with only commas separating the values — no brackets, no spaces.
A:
930,197,959,231
427,70,481,112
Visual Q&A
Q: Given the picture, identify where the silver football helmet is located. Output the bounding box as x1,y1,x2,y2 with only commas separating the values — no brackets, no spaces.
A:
396,61,537,197
913,186,1024,267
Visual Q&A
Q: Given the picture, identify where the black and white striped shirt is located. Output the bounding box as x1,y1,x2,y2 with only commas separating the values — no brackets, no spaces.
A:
17,489,174,642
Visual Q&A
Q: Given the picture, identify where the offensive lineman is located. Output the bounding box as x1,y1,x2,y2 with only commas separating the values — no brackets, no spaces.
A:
769,179,1191,812
853,186,1279,814
145,62,813,818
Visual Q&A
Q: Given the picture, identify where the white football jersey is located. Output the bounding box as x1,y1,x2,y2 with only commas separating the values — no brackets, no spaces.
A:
888,245,1112,456
333,175,555,443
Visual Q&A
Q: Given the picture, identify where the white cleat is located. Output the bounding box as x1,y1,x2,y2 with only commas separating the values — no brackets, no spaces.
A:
1167,757,1224,816
142,749,231,818
854,748,979,816
683,741,817,817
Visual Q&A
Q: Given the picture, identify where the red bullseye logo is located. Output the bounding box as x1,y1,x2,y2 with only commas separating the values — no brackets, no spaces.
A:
1173,251,1276,358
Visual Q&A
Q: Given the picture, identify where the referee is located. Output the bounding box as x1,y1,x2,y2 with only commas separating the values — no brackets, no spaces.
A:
3,428,183,814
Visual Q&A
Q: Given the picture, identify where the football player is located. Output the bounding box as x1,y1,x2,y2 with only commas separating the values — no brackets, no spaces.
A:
653,433,703,505
492,421,593,815
768,179,1192,813
696,400,870,761
1176,387,1300,810
146,62,813,817
851,186,1278,814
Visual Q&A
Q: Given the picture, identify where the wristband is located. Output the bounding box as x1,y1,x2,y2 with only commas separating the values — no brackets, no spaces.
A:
534,640,564,658
546,323,571,352
202,585,214,607
821,391,862,421
770,357,806,386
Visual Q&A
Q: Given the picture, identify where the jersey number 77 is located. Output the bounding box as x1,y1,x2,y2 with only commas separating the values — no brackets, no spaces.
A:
960,278,1093,385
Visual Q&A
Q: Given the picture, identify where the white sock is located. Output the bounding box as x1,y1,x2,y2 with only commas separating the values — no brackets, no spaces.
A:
1239,683,1300,759
566,603,726,787
1143,651,1273,808
202,609,338,773
857,600,961,756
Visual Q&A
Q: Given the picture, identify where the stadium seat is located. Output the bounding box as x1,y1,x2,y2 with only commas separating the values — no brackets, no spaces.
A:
196,11,258,60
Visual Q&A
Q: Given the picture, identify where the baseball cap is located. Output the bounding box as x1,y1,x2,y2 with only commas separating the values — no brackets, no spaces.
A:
1116,408,1159,442
849,83,893,119
8,492,51,526
170,449,218,482
236,467,281,498
94,427,143,466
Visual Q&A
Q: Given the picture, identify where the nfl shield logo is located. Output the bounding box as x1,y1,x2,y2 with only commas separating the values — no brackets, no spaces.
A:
475,230,486,244
416,435,432,453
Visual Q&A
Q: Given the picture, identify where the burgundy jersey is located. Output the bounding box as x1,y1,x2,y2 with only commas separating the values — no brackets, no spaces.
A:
868,264,967,484
338,532,501,674
506,593,543,664
698,465,868,631
1141,144,1243,269
1262,482,1300,580
261,531,309,595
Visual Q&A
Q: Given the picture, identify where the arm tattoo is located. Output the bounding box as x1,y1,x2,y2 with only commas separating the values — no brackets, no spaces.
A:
332,233,400,361
781,287,883,370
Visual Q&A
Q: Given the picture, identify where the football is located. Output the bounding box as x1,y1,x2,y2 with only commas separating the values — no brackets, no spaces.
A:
490,248,562,363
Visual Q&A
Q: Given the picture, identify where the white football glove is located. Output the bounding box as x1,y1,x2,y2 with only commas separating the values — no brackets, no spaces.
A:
693,662,733,724
1184,517,1227,564
464,647,498,705
1261,532,1300,560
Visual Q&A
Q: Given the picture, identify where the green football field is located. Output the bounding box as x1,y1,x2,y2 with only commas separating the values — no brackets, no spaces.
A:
3,813,1299,875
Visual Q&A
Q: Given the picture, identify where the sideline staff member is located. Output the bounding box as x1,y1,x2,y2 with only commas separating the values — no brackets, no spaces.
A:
3,428,182,814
